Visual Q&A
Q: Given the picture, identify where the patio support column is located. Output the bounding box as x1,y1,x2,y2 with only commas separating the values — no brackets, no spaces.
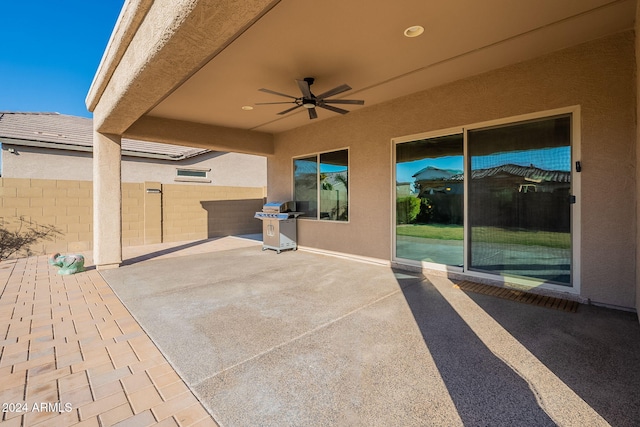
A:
93,131,122,269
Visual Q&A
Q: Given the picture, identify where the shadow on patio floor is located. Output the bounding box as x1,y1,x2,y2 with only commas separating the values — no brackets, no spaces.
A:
405,273,640,426
99,246,640,426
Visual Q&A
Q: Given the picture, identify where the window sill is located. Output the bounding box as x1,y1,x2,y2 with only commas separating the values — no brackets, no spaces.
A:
298,217,350,224
174,177,212,183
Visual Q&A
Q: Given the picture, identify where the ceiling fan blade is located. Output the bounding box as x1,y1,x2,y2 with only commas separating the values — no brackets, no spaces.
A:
258,88,297,99
308,108,318,120
278,105,302,115
318,104,350,115
316,84,351,99
323,99,364,105
296,79,313,98
255,101,297,105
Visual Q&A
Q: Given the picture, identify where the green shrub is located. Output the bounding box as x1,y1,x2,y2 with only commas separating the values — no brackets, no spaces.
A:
396,196,420,224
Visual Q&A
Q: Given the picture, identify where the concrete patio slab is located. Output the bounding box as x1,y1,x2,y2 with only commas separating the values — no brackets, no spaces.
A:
101,245,640,427
102,248,415,385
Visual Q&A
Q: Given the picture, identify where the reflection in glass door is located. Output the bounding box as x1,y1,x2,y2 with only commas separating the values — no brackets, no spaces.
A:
395,134,464,266
394,114,573,286
468,115,572,285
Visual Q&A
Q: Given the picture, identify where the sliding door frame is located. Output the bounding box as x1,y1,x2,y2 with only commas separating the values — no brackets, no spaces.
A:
392,105,581,294
391,126,464,274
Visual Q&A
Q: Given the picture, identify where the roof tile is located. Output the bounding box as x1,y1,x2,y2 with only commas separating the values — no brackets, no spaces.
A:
0,112,209,160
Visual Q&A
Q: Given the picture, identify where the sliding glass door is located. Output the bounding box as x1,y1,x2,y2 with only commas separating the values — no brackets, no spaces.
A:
395,133,464,266
394,112,574,287
468,116,572,285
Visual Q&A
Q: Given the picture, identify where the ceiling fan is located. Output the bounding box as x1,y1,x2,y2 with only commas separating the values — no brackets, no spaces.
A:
256,77,364,120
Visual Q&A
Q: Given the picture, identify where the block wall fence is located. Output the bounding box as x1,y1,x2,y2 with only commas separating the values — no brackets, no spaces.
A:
0,177,266,256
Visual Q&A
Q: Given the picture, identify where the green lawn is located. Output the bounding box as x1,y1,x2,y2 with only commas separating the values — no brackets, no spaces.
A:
396,224,463,241
396,224,570,249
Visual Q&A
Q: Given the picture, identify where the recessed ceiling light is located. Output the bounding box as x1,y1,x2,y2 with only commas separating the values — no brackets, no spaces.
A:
404,25,424,38
241,105,254,111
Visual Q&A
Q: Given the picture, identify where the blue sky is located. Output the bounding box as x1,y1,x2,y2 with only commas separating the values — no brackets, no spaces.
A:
1,2,125,117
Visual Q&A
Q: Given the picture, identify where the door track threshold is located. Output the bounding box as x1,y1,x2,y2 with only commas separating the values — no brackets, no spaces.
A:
453,280,579,312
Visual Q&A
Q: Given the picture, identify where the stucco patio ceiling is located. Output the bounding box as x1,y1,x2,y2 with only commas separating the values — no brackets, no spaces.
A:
143,0,634,134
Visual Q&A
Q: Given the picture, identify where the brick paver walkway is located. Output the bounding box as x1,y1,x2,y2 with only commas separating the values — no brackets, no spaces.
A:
0,255,219,427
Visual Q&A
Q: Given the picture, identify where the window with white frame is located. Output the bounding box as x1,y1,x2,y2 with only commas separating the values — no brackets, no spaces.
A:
294,149,349,221
175,168,211,182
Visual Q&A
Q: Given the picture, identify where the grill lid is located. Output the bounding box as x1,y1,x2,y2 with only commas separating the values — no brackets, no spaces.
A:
262,201,296,213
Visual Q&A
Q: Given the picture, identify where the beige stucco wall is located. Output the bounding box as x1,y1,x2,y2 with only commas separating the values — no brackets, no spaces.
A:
269,31,636,309
0,177,265,256
162,183,264,242
1,147,93,181
0,146,266,187
122,152,267,187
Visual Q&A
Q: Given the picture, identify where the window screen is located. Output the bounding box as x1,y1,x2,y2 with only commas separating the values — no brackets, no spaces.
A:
467,115,572,285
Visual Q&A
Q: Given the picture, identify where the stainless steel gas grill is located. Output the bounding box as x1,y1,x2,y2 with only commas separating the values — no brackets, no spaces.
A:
254,201,302,253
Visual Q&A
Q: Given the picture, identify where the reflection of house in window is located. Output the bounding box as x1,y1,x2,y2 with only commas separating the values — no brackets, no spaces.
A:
414,164,570,197
519,184,537,193
468,164,570,194
413,166,463,196
411,166,463,225
412,163,571,229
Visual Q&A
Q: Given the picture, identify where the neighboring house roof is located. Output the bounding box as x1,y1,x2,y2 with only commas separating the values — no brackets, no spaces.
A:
413,164,569,184
449,164,570,183
414,164,569,196
0,112,209,160
412,166,461,181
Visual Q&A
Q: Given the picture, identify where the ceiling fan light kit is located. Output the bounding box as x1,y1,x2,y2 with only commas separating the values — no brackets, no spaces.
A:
256,77,365,120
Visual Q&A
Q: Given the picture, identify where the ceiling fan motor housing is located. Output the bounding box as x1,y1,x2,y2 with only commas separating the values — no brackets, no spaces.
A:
302,98,316,108
257,77,364,119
